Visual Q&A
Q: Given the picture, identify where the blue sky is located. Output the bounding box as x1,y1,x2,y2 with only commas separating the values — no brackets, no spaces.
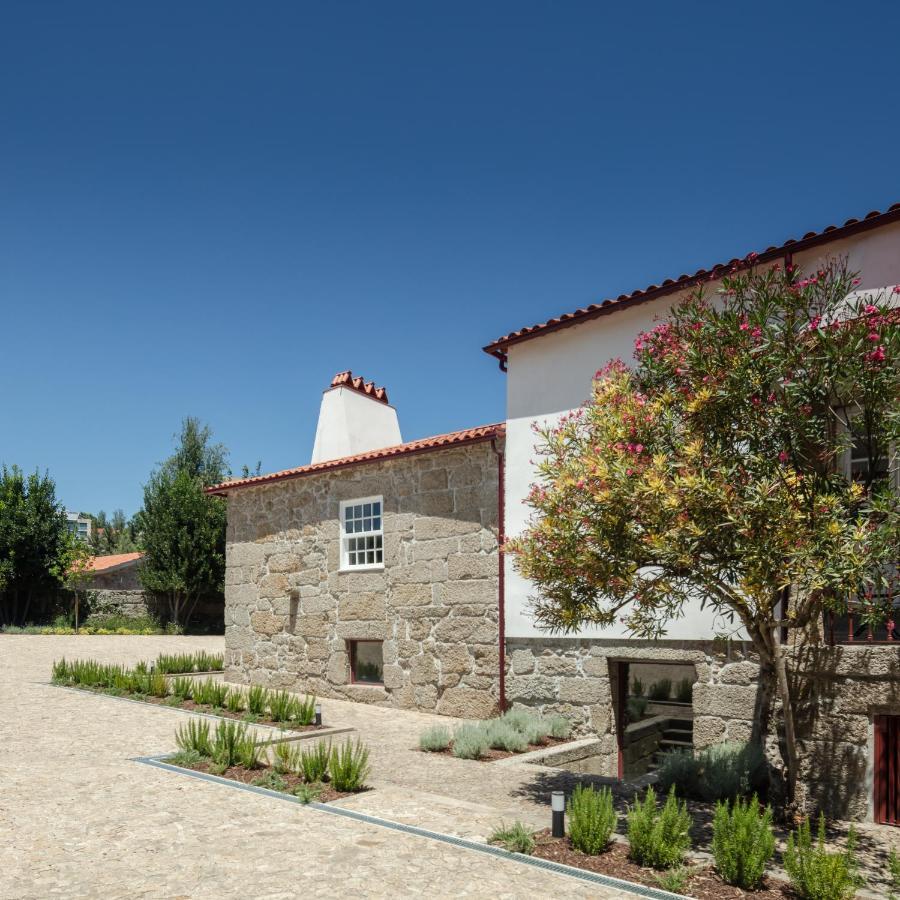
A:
2,1,899,517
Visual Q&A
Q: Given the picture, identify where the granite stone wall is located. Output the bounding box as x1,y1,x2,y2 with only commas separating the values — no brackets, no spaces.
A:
504,636,900,820
223,440,502,718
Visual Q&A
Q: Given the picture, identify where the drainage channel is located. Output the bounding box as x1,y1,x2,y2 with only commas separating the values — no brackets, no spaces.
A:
134,754,686,900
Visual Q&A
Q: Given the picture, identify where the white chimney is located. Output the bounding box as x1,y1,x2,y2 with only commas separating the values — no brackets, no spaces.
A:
311,371,402,464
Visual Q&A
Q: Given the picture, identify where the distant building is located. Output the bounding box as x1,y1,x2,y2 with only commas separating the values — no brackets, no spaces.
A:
66,512,92,543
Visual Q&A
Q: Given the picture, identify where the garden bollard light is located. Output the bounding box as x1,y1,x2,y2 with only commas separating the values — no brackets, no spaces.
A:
551,791,565,838
314,703,322,727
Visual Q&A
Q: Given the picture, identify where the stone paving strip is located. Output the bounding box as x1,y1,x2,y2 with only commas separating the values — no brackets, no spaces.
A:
0,635,638,899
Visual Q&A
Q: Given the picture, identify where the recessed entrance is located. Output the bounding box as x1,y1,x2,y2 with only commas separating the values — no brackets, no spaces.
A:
613,661,697,780
875,715,900,825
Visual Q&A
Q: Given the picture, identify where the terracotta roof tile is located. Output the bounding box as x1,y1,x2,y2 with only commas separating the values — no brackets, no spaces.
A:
207,423,505,494
330,370,389,404
86,552,143,573
484,202,900,363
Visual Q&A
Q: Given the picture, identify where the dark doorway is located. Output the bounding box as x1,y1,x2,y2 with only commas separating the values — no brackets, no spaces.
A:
613,660,697,780
875,715,900,825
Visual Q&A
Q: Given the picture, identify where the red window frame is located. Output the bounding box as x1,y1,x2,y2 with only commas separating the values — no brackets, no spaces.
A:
348,640,384,685
875,715,900,826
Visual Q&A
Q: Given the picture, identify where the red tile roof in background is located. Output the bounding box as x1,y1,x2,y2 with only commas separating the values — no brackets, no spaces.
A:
207,423,505,495
484,202,900,364
331,370,390,404
87,552,143,573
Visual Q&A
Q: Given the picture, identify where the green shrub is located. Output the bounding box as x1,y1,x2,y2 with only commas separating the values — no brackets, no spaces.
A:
329,739,370,791
272,741,300,774
675,678,693,704
247,684,267,716
194,650,224,672
252,771,287,792
711,795,774,889
148,671,168,698
236,734,262,769
547,714,571,740
627,696,649,722
419,726,451,752
485,720,528,753
168,748,203,768
170,677,193,701
701,742,766,802
627,786,691,869
225,689,244,713
291,694,316,726
489,821,535,854
888,850,900,896
656,868,690,893
175,719,212,757
300,741,331,783
211,720,247,767
294,783,322,804
567,784,617,855
657,748,700,797
500,708,534,733
452,724,489,759
51,658,70,683
631,677,644,697
268,690,295,723
648,679,672,701
154,653,198,674
194,678,228,708
783,817,863,900
520,716,551,746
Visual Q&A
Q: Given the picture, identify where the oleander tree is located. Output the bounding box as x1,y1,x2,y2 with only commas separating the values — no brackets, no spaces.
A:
509,258,899,807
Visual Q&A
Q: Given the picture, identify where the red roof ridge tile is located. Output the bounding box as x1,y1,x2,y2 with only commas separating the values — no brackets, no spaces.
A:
484,201,900,364
207,422,505,494
330,370,389,404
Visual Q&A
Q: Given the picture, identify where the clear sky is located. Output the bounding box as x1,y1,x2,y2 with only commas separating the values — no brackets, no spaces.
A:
2,1,899,517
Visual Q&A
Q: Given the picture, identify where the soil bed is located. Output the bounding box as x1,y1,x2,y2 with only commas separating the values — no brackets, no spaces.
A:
529,831,793,899
172,757,365,805
67,685,324,731
424,735,572,762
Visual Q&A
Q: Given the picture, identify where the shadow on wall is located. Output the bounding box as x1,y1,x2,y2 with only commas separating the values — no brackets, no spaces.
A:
790,644,900,820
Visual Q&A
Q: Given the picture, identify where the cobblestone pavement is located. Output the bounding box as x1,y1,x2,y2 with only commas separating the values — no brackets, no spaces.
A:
0,636,633,900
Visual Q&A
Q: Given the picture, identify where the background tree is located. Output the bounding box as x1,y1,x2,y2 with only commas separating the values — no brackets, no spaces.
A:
61,535,94,631
0,465,73,625
137,418,228,628
510,260,899,809
87,508,141,555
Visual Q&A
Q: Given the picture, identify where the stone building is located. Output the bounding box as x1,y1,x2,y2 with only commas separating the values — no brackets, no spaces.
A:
213,373,504,718
211,202,900,823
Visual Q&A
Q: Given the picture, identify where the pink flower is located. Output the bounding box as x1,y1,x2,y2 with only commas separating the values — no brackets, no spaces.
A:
779,451,789,463
869,331,881,342
865,304,878,315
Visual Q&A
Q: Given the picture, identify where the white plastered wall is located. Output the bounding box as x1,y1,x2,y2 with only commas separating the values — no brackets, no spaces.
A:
504,221,900,640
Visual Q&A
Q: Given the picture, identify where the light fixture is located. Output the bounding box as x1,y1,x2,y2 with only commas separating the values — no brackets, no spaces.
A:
551,790,565,838
314,703,322,727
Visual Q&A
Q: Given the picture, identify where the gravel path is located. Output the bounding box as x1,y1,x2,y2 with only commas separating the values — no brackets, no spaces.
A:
0,635,628,899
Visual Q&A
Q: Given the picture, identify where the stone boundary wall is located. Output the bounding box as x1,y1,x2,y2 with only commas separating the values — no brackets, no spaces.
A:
224,440,502,718
85,589,151,619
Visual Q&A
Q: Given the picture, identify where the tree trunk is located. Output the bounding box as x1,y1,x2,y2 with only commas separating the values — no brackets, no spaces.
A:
772,625,800,813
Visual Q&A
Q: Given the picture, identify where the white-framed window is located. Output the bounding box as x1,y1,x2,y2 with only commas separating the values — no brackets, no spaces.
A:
838,411,896,490
340,496,384,570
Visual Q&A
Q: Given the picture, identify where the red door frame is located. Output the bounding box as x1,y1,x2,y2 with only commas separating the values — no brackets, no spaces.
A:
875,715,900,825
613,661,630,780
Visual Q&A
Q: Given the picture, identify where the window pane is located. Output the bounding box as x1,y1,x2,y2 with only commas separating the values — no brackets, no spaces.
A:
373,501,381,516
352,641,383,683
363,503,372,516
354,505,362,518
373,516,381,531
363,517,372,532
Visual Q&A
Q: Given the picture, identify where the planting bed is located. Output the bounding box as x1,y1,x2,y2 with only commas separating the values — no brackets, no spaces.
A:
168,756,361,804
67,685,329,732
426,735,574,762
529,832,793,899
